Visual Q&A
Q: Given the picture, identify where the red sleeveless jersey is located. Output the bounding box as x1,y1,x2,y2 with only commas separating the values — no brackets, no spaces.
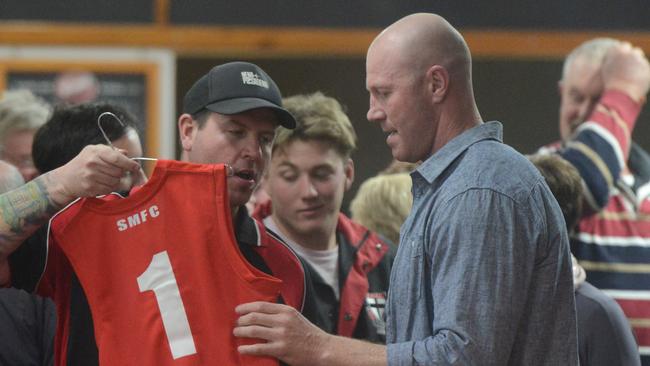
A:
47,160,281,365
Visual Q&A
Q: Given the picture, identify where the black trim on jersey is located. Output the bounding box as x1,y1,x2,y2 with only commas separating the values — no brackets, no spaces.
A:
66,273,98,366
233,207,272,276
9,226,48,292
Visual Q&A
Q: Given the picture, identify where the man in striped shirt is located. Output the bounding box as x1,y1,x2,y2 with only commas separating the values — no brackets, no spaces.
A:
539,38,650,363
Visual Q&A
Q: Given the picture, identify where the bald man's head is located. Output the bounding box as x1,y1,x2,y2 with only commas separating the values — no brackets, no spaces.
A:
368,13,472,90
366,13,481,161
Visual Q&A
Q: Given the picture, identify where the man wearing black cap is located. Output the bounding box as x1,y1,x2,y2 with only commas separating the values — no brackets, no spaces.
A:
178,60,309,332
179,62,295,215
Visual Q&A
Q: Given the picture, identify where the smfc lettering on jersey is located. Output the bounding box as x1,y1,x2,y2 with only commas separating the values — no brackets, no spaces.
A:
116,205,160,232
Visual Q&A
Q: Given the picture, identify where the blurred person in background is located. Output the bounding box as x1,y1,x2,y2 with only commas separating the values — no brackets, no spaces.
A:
350,173,412,245
530,154,641,366
0,160,56,366
0,90,50,181
536,38,650,363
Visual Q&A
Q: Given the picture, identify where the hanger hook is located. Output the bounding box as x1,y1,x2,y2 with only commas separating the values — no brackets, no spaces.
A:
97,112,126,149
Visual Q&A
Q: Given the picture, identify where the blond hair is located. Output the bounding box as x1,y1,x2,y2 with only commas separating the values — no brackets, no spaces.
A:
274,92,357,158
350,173,412,244
381,159,420,175
0,89,51,150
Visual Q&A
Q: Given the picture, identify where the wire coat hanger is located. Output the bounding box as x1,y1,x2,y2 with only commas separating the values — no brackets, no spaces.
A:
96,111,233,176
97,112,157,163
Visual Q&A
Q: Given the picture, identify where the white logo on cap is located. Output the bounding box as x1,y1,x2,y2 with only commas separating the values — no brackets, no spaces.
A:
241,72,269,89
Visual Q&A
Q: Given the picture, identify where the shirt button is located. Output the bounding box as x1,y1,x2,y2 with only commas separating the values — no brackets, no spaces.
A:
375,243,382,251
344,313,353,321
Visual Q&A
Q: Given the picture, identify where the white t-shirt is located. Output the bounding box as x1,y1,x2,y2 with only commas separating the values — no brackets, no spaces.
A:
264,216,340,299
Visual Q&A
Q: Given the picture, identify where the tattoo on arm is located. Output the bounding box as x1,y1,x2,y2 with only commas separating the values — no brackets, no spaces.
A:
0,174,61,249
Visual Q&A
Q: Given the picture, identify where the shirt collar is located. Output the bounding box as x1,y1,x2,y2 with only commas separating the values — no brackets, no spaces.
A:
414,121,503,184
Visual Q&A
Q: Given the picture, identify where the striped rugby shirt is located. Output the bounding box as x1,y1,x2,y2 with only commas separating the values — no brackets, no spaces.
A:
539,89,650,360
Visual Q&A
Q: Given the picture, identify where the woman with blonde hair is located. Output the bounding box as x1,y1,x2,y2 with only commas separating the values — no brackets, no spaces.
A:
350,173,412,245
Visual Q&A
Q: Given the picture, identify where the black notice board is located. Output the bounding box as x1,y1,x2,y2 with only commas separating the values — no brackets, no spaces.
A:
7,72,148,141
0,61,162,158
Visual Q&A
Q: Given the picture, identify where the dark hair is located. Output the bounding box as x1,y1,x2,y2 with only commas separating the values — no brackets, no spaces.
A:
191,109,212,129
32,102,139,173
529,154,584,231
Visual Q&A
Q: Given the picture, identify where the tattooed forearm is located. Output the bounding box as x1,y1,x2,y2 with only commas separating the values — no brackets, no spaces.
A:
0,173,61,250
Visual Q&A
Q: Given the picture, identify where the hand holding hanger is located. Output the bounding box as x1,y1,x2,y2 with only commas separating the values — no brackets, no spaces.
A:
48,144,142,204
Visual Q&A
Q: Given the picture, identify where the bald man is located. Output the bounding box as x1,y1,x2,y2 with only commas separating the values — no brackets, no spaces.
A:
234,13,578,365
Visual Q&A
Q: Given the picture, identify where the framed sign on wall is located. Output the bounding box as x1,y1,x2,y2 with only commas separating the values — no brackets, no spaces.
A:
0,47,176,159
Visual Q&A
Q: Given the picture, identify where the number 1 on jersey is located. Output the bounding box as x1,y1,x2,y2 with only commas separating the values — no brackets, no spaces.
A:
137,251,197,359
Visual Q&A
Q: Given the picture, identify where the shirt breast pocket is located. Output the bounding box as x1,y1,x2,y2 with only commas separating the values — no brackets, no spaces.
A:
389,235,426,308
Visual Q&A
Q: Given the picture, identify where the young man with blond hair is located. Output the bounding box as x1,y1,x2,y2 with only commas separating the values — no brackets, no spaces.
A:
252,91,396,343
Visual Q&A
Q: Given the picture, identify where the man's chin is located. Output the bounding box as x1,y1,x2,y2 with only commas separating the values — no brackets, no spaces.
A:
228,191,253,210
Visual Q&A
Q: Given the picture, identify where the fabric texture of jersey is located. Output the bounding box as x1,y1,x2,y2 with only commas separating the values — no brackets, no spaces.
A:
538,90,650,363
45,160,282,366
253,200,396,343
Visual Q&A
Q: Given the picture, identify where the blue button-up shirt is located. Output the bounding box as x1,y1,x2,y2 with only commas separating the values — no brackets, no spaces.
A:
386,122,578,365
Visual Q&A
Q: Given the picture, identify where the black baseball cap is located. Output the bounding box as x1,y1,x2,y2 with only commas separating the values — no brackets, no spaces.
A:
182,62,296,129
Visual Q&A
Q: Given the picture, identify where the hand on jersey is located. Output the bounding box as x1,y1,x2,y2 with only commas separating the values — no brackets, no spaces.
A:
234,301,328,366
602,42,650,103
49,144,142,205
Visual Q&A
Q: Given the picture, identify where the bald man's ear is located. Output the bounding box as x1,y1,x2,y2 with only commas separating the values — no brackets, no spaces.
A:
426,65,449,103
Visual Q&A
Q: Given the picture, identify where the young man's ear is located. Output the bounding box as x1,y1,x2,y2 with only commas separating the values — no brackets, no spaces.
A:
344,158,355,191
427,65,449,104
178,113,197,152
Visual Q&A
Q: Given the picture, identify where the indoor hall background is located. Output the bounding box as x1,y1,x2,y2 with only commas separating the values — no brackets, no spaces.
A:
176,57,650,213
2,0,649,212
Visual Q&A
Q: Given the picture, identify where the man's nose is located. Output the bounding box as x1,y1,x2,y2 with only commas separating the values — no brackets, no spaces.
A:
241,137,263,161
367,104,386,122
299,176,318,198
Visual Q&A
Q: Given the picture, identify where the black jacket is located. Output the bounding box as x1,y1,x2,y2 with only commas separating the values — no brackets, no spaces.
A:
254,202,396,343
